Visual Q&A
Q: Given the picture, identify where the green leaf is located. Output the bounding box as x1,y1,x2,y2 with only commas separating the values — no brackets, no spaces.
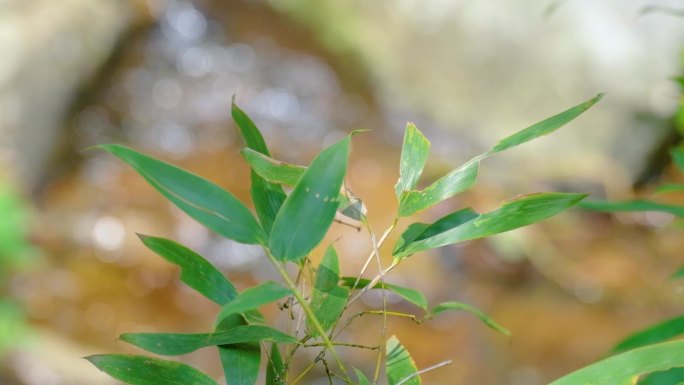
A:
265,343,286,385
655,184,684,194
216,314,260,385
121,325,298,355
612,316,684,354
395,193,587,258
232,100,287,235
269,137,350,261
398,160,479,217
241,148,305,186
393,208,478,256
308,246,350,335
215,282,292,324
490,93,604,154
549,340,684,385
138,235,237,305
86,354,217,385
242,148,366,222
639,367,684,385
672,148,684,174
672,267,684,280
340,277,428,312
580,200,684,218
395,123,430,198
395,94,602,217
386,336,421,385
97,145,264,244
430,301,510,336
354,368,372,385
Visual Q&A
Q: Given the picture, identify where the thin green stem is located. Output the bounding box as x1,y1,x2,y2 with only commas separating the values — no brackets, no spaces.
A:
264,248,352,384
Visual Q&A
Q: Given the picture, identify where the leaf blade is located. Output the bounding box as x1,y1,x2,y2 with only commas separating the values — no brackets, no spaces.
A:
430,301,510,336
309,246,350,335
386,336,421,385
580,200,684,218
397,193,586,257
121,325,298,355
612,316,684,354
265,342,286,385
490,93,604,154
395,123,430,197
549,340,684,385
138,235,237,305
269,137,350,261
98,144,264,244
216,281,292,323
216,314,260,385
340,277,428,312
86,354,217,385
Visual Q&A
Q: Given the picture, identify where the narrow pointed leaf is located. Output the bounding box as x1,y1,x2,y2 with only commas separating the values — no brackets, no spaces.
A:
355,368,372,385
399,160,479,217
612,316,684,354
266,343,286,385
396,193,586,258
395,123,430,197
672,267,684,280
308,246,349,335
490,93,604,154
121,325,297,355
341,277,428,312
216,281,291,323
269,137,350,261
97,145,264,244
216,314,260,385
639,367,684,385
386,336,421,385
671,148,684,174
241,149,305,186
655,184,684,194
549,340,684,385
430,301,510,336
138,235,237,305
393,208,478,256
580,200,684,218
86,354,217,385
233,102,286,235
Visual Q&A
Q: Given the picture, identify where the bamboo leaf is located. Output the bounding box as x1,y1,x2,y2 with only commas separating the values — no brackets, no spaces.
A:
549,340,684,385
580,200,684,218
120,325,298,355
386,336,421,385
430,301,510,336
398,160,479,217
241,149,305,186
395,94,602,216
395,123,430,197
309,246,349,335
638,367,684,385
138,235,237,305
354,368,372,385
215,282,292,324
216,314,260,385
232,102,287,235
490,93,604,154
393,208,478,256
269,137,350,261
672,267,684,280
86,354,217,385
672,148,684,174
655,184,684,194
265,342,286,385
340,277,428,312
97,145,264,244
612,316,684,354
395,193,586,258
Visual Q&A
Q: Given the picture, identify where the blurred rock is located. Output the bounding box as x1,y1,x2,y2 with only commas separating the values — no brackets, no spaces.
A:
0,0,144,190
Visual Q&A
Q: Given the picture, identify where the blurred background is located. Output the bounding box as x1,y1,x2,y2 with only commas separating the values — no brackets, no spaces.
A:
1,0,684,384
